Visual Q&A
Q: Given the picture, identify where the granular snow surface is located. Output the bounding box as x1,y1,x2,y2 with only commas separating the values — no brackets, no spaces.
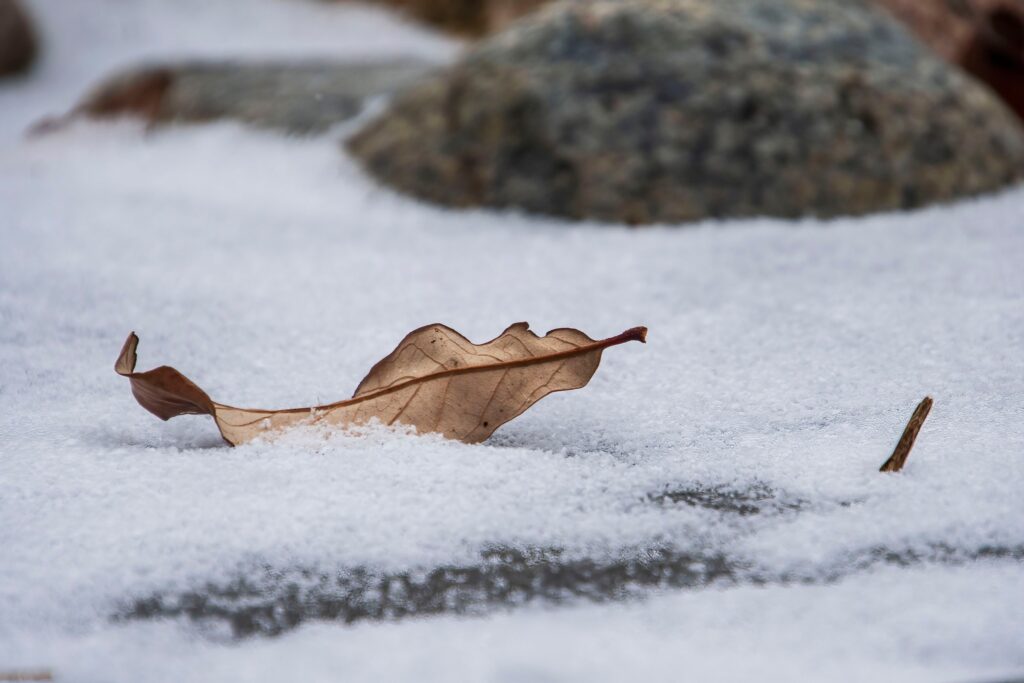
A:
1,1,1023,681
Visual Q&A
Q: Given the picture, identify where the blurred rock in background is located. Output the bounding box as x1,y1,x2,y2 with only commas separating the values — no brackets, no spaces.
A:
876,0,1004,62
365,0,550,36
876,0,1024,122
958,3,1024,120
0,0,37,77
349,0,1024,225
49,60,432,134
365,0,1024,124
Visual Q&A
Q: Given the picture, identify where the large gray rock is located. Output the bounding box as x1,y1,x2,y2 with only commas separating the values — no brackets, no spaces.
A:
348,0,1024,224
0,0,37,77
65,60,433,134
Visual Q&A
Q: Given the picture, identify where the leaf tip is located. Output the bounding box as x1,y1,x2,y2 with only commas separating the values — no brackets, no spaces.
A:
616,326,648,344
115,331,139,376
599,326,648,348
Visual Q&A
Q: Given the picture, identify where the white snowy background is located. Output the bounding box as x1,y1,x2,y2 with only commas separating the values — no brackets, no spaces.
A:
1,1,1022,681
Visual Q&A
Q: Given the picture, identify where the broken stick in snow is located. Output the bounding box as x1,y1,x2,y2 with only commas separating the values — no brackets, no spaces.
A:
880,396,933,473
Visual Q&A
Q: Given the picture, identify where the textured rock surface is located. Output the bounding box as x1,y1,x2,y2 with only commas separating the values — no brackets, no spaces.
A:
0,0,37,77
68,60,433,134
349,0,1024,224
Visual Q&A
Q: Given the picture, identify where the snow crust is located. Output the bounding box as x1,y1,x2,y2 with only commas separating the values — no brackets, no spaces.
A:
1,1,1023,681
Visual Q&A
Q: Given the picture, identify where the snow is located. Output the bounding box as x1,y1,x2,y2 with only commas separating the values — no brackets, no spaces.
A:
2,1,1023,681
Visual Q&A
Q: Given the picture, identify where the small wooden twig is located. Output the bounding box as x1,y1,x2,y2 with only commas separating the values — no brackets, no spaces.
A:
880,396,933,473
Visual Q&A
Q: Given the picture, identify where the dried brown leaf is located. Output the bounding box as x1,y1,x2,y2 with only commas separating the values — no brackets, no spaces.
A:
116,323,647,446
